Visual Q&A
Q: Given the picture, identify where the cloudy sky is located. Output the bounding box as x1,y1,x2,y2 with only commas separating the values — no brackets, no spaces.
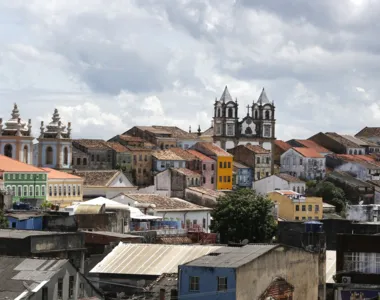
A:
0,0,379,141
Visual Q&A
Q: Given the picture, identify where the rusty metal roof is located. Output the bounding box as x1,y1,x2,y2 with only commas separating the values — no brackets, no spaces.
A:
90,243,222,275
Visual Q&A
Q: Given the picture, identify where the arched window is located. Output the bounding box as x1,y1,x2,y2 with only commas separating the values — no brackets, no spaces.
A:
301,186,305,194
293,186,296,192
349,149,353,154
4,144,12,158
297,186,300,193
49,185,53,196
58,185,62,196
63,185,67,196
41,185,45,196
17,186,22,196
54,186,57,196
63,147,68,165
77,185,81,196
254,110,258,119
23,145,28,163
83,158,87,165
245,127,253,135
23,186,28,197
228,108,233,118
77,157,81,165
29,186,33,197
35,186,40,197
46,146,53,164
265,110,270,119
354,150,357,155
68,185,71,196
73,185,76,196
217,108,221,117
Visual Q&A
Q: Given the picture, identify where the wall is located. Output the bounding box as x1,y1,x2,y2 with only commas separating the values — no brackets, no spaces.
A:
255,153,272,180
185,189,218,208
236,246,319,300
47,179,83,207
236,168,252,187
202,160,216,190
253,175,306,195
30,233,85,254
131,150,152,186
336,162,371,181
115,152,132,171
216,156,233,190
7,216,43,230
179,266,236,300
153,210,211,232
346,205,380,222
153,159,186,172
75,211,128,233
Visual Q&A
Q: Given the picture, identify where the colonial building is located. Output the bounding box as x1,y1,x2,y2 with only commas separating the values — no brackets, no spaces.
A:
212,86,276,154
187,149,216,190
253,173,306,195
309,132,366,155
0,104,34,164
72,139,113,170
36,108,72,170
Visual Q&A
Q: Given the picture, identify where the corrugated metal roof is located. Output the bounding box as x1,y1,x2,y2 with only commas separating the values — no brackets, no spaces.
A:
184,244,279,268
90,243,222,275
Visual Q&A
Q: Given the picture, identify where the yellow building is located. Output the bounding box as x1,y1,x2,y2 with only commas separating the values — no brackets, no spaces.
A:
267,190,323,221
193,142,233,190
42,167,84,207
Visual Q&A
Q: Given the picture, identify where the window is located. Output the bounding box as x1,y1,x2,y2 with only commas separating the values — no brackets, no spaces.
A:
96,154,100,161
63,185,67,196
315,205,319,212
69,276,74,299
79,283,85,298
23,185,28,197
263,125,271,137
293,186,296,192
57,278,63,299
227,124,234,136
42,287,48,300
91,154,95,161
107,154,111,162
227,162,231,168
203,164,206,170
58,185,62,196
23,145,28,163
300,158,303,165
138,168,142,174
49,185,53,196
302,205,306,211
219,162,223,168
296,205,299,211
189,276,200,291
301,186,305,194
83,157,87,165
160,289,165,300
161,161,165,168
227,176,231,182
203,218,206,228
4,144,13,158
211,164,214,171
223,162,227,168
63,147,68,165
144,155,147,161
73,185,76,196
211,177,214,184
297,186,300,193
265,172,269,177
295,216,299,220
224,176,227,182
257,172,260,180
257,157,260,164
266,157,270,164
217,277,228,291
68,185,71,196
308,205,312,212
41,185,45,196
77,157,81,165
46,146,53,164
170,289,178,300
254,110,258,119
139,155,142,161
302,217,306,220
35,186,40,196
29,186,33,197
228,108,233,118
12,186,16,196
219,176,222,182
265,110,270,119
217,108,221,117
203,177,206,184
77,185,81,196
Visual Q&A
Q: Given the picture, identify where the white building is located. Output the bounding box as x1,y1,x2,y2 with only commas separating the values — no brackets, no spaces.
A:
253,173,306,195
111,193,213,232
280,147,326,180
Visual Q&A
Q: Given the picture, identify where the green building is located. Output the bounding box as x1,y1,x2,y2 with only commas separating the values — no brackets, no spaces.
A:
0,154,48,202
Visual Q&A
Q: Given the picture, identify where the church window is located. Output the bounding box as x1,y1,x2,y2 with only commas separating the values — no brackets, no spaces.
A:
227,124,234,136
216,124,222,135
245,127,253,135
263,125,271,137
4,144,13,158
77,158,81,165
83,158,87,165
46,147,53,164
41,185,45,196
64,147,68,165
265,110,270,119
23,146,28,163
254,110,258,119
228,108,233,118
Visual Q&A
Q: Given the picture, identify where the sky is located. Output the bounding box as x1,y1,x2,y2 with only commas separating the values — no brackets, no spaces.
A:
0,0,379,141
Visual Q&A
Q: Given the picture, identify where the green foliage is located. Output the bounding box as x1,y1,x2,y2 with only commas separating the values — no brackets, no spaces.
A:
0,210,8,229
210,189,277,244
41,200,52,210
308,181,347,213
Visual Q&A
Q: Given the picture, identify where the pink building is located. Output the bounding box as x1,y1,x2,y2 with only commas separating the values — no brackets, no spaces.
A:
187,150,216,190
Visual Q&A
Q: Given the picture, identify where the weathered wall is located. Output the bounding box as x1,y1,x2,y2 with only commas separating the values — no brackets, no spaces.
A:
236,246,319,300
184,189,217,208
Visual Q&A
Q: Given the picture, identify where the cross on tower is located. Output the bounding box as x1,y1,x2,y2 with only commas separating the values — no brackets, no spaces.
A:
246,105,250,115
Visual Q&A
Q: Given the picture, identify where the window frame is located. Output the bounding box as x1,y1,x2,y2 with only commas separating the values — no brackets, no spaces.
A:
189,276,200,292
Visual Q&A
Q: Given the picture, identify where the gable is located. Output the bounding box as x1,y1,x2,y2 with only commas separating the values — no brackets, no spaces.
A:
108,172,134,187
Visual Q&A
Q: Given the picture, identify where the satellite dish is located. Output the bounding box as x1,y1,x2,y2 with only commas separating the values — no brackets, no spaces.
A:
242,239,249,245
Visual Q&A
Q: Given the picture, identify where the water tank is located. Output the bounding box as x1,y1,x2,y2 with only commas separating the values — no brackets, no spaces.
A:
304,221,323,233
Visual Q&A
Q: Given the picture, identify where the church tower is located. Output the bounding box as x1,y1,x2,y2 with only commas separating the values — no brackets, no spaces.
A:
37,109,72,170
252,88,276,140
0,104,34,164
213,86,239,149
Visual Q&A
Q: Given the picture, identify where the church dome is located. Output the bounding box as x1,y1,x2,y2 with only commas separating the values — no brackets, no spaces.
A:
40,108,71,139
1,103,31,136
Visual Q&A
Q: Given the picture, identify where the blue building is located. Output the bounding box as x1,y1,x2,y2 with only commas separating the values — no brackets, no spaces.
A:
178,244,320,299
233,162,253,188
7,214,43,230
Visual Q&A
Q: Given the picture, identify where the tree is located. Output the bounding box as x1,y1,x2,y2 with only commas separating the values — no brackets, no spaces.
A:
308,181,346,213
210,189,277,244
0,210,8,229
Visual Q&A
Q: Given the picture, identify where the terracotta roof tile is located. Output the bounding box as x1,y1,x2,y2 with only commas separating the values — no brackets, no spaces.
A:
170,148,199,161
292,147,323,158
356,127,380,138
186,186,225,198
233,161,250,169
275,140,291,151
124,146,152,152
295,140,330,153
42,168,82,180
152,150,186,161
245,144,270,154
117,135,144,143
275,173,305,183
196,142,232,157
152,126,197,139
325,132,360,148
201,127,214,136
124,194,208,210
187,150,213,161
73,139,110,150
105,142,129,152
0,155,45,173
71,170,119,186
173,168,201,177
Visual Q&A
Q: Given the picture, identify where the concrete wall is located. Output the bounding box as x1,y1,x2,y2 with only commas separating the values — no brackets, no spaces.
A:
153,159,186,172
253,175,306,195
236,246,319,300
75,211,128,233
346,205,380,222
153,210,211,232
179,266,236,300
185,189,218,208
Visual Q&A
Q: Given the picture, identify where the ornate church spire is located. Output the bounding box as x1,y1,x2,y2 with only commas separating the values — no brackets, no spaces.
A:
257,88,270,105
219,86,233,103
52,108,60,123
12,103,20,119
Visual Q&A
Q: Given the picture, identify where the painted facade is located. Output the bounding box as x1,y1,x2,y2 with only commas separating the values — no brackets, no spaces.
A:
187,149,216,190
233,162,252,188
0,104,34,164
280,148,326,180
43,168,84,207
7,215,43,230
4,172,47,202
253,173,306,195
36,109,72,170
267,190,323,221
152,150,186,172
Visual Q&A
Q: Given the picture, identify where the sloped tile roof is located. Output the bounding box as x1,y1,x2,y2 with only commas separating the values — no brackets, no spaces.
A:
73,139,110,150
152,150,186,161
356,127,380,138
245,144,270,154
42,168,82,180
105,142,129,153
292,147,323,158
152,126,196,139
172,168,201,177
196,142,232,157
274,140,291,151
170,148,199,160
295,139,330,153
72,170,119,186
275,173,305,183
125,194,208,210
117,135,144,143
201,127,214,136
325,132,360,148
0,155,45,173
187,150,214,161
